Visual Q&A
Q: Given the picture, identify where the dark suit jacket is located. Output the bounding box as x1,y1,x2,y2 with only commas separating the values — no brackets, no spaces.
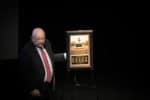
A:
19,39,65,95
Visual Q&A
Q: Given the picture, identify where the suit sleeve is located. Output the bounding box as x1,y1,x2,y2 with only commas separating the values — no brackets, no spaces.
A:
54,53,66,62
19,48,38,94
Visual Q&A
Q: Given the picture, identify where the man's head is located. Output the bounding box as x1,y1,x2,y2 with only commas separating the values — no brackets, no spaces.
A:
31,27,46,48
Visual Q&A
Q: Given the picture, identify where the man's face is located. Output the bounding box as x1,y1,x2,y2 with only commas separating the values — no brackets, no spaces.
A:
32,28,46,48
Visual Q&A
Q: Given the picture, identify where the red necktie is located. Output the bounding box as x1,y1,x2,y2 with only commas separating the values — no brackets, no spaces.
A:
40,48,52,83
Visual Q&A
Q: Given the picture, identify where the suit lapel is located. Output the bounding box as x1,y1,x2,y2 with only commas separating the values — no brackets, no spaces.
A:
31,44,45,79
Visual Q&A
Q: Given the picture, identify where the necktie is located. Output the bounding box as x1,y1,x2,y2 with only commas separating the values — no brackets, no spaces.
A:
40,48,52,83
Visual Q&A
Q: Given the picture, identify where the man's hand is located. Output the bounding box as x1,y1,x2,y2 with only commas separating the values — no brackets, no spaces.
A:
30,89,41,97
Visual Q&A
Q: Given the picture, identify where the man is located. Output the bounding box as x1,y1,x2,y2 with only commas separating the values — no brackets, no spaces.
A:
20,27,66,100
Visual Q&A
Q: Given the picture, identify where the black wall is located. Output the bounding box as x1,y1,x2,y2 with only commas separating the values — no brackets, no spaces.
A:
19,7,136,87
0,8,18,60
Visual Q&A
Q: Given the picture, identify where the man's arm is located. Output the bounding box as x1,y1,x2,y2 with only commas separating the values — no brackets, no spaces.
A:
54,52,67,62
19,48,39,95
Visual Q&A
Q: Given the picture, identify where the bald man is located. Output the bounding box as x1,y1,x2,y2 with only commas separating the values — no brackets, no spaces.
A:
20,27,66,100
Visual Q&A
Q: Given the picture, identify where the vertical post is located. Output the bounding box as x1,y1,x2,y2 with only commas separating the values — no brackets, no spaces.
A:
73,71,80,86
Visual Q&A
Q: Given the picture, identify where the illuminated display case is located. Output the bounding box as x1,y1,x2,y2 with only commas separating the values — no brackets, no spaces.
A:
66,30,93,70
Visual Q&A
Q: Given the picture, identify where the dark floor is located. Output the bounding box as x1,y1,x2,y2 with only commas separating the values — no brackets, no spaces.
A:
0,60,146,100
55,74,143,100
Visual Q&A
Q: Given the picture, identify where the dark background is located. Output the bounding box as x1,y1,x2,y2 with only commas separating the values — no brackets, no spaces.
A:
0,1,141,100
0,8,18,60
